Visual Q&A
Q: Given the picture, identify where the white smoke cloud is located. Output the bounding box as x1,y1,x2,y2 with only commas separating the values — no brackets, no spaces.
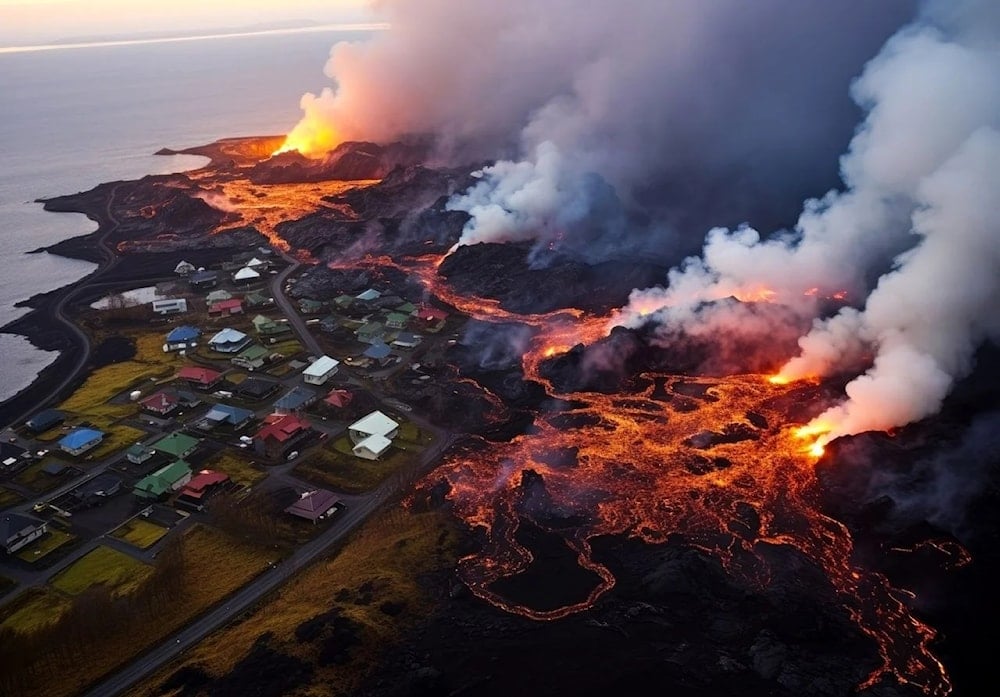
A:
284,0,914,257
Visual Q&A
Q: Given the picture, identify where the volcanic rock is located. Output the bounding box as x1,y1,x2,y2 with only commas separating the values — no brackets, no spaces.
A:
438,242,667,314
249,140,430,183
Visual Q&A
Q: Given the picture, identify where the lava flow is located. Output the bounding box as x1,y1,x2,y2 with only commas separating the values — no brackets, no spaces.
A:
355,252,953,695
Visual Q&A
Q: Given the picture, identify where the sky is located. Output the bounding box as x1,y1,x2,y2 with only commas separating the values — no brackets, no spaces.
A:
0,0,375,46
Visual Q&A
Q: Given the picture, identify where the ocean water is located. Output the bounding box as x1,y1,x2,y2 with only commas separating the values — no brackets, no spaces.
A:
0,28,376,404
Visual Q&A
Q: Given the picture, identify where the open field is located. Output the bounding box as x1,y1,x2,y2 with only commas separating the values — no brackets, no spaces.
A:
110,518,169,549
134,508,459,697
0,587,72,633
50,545,152,596
1,524,278,697
204,451,266,486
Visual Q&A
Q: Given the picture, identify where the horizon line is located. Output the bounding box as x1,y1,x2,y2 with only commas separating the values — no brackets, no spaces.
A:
0,22,389,56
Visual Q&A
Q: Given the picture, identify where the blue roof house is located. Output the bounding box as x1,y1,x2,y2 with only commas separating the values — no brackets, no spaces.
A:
59,428,105,456
164,325,201,352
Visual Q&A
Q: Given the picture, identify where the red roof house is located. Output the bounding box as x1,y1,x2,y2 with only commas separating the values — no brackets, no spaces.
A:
209,298,244,316
253,413,311,459
139,390,180,416
284,489,341,524
415,305,448,332
176,366,223,389
323,389,354,409
179,470,230,500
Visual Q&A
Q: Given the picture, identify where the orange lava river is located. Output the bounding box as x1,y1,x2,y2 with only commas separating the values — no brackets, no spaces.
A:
356,253,952,696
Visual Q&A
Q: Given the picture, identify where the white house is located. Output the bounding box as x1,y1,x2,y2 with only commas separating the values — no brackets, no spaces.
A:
1,512,48,554
303,355,340,385
349,410,399,443
174,260,196,276
151,298,188,315
352,434,393,460
233,266,261,284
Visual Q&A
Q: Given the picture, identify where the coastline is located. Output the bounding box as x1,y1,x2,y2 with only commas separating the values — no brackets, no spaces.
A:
0,138,278,429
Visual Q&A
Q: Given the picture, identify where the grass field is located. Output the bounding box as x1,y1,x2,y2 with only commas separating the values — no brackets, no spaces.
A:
50,545,152,596
15,528,76,563
12,460,74,494
0,587,72,633
133,509,458,697
58,332,181,436
110,518,169,549
204,451,266,486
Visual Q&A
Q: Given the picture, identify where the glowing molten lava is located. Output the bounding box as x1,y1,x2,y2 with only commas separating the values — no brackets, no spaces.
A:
344,252,951,696
272,118,342,158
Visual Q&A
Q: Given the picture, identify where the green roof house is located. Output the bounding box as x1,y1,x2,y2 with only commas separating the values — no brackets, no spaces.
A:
333,294,355,310
151,432,199,460
385,312,410,330
252,314,287,337
355,321,385,345
232,343,271,371
133,461,193,500
394,301,417,315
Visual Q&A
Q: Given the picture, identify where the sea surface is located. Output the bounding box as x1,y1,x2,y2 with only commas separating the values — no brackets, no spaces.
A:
0,27,376,404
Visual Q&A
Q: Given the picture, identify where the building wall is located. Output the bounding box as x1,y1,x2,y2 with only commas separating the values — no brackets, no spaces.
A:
6,523,47,553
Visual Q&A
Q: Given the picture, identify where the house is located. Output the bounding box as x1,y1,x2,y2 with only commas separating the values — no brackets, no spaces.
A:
59,427,104,456
253,413,311,459
209,328,252,353
42,462,67,477
385,312,410,330
1,512,48,554
349,410,399,444
151,432,200,460
333,294,355,310
246,256,268,269
415,305,448,332
233,266,261,284
284,489,341,524
274,386,318,414
323,389,353,409
303,355,340,385
133,460,193,500
176,366,223,390
244,290,273,308
177,470,230,510
209,298,244,317
126,443,156,464
231,343,271,371
236,376,281,401
0,442,29,472
352,433,393,460
395,301,417,316
188,270,218,290
151,298,188,315
355,321,385,345
139,390,180,416
355,288,381,302
174,260,196,276
205,289,233,304
25,409,65,434
73,473,123,506
164,325,200,352
251,314,287,338
194,404,254,431
363,341,393,363
391,332,422,349
298,298,325,314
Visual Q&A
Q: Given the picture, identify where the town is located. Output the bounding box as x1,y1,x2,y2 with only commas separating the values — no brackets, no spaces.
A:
0,244,459,693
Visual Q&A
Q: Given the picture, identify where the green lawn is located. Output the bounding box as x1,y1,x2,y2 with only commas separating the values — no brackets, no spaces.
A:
15,528,76,563
50,545,152,596
205,451,266,486
294,434,423,494
109,518,169,549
